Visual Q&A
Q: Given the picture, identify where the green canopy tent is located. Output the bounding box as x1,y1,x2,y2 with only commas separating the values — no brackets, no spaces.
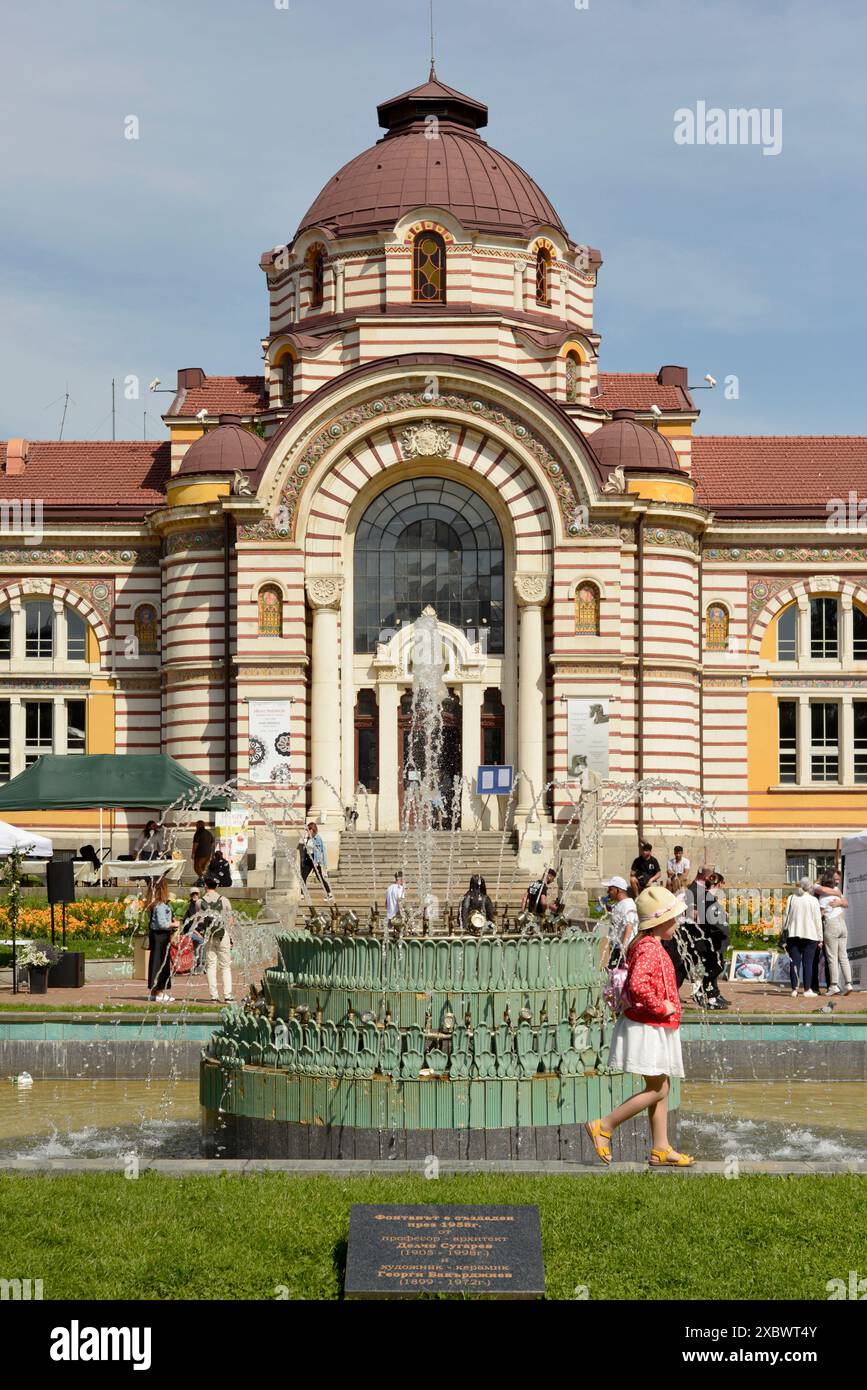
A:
0,754,230,862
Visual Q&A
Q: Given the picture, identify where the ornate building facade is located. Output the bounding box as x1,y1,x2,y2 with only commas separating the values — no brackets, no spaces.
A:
2,72,867,882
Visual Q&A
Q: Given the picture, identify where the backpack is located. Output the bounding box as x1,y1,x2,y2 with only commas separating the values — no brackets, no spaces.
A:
200,894,228,942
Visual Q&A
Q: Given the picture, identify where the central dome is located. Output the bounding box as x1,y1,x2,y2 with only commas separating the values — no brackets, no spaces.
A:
296,71,567,241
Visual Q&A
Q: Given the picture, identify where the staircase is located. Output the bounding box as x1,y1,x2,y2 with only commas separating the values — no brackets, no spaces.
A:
320,830,529,919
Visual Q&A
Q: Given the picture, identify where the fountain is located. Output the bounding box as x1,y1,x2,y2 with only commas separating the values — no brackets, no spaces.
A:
199,610,682,1162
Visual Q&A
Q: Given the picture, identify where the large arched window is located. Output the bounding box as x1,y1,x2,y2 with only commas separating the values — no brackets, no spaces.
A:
354,479,504,653
412,232,447,304
535,247,552,305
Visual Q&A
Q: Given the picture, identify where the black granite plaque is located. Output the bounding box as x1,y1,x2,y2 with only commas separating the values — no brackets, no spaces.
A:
344,1204,544,1298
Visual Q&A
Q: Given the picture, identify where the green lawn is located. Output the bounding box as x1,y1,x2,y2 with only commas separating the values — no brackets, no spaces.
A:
0,1173,862,1300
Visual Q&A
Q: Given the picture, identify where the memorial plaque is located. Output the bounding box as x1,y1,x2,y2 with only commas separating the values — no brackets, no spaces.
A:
344,1204,544,1299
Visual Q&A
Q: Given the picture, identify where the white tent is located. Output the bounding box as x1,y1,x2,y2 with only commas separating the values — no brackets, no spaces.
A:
840,833,867,983
0,819,53,859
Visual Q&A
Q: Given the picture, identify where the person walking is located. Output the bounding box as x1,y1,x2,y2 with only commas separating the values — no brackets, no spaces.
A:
192,821,215,881
200,874,235,1004
299,822,332,897
816,872,854,995
782,878,823,998
602,876,638,963
385,870,405,924
586,885,694,1167
145,877,177,1002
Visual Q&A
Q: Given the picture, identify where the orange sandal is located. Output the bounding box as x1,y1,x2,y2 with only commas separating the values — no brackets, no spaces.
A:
585,1119,613,1165
649,1146,695,1168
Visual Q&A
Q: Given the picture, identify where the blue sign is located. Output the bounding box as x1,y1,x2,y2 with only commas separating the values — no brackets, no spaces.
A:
477,765,514,795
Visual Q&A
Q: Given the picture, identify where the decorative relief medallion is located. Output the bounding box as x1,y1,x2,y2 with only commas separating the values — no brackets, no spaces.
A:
644,526,701,556
305,575,344,609
164,530,223,556
514,573,551,606
400,420,452,461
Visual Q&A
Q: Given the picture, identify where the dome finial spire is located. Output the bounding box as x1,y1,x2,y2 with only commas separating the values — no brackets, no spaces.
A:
429,0,436,79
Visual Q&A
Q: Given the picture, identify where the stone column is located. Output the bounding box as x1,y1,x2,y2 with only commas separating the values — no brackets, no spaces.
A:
377,679,401,831
797,596,811,662
9,696,23,778
515,574,550,821
305,575,344,824
841,693,854,785
841,595,854,663
53,695,67,755
460,680,484,827
797,694,811,786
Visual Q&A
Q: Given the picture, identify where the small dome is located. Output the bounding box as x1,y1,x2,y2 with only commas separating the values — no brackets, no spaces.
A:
296,71,566,241
590,409,682,475
177,416,265,476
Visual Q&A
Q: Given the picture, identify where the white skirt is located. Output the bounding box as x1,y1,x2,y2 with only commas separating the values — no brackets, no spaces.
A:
608,1015,684,1078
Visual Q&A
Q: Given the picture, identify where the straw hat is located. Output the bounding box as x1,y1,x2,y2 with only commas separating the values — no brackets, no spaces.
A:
634,884,685,931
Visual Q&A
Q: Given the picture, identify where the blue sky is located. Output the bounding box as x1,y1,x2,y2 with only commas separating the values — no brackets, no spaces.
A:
1,0,865,440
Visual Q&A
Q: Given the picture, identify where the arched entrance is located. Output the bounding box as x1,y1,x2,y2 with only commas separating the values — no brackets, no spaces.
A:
398,688,462,828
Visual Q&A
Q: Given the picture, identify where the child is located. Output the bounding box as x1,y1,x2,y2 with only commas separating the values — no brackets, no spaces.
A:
586,884,694,1167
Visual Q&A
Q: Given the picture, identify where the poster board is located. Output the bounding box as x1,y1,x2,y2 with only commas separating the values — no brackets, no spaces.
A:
248,700,292,786
566,697,610,779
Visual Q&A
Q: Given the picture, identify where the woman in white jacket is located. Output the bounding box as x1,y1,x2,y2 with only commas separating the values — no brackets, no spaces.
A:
783,878,823,998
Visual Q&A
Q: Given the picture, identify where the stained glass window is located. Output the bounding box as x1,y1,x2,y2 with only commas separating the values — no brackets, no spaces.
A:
536,248,552,305
258,585,283,637
354,479,504,654
412,232,447,304
706,604,729,651
134,605,158,654
565,352,579,403
575,583,600,636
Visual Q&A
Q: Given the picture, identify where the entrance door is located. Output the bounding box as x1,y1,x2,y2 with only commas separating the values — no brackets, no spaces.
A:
398,690,462,828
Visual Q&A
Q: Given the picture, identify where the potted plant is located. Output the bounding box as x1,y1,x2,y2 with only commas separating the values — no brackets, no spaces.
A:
16,942,55,994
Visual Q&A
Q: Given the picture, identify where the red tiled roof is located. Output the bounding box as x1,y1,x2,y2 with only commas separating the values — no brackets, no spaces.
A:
0,441,170,510
693,436,867,513
592,374,693,413
169,376,267,419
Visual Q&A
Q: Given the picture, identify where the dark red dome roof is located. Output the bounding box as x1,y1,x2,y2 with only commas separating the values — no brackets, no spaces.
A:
590,410,683,474
177,416,265,476
296,72,566,241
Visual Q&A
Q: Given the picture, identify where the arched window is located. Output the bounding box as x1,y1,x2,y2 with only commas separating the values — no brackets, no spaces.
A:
535,247,552,306
412,232,447,304
706,604,729,651
854,604,867,660
133,604,158,655
354,478,504,654
279,355,294,410
258,585,283,637
575,583,600,636
309,248,325,309
565,351,580,404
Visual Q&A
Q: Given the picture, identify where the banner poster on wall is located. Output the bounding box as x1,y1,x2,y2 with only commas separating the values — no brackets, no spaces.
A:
215,804,250,886
566,697,610,779
248,699,292,786
841,832,867,981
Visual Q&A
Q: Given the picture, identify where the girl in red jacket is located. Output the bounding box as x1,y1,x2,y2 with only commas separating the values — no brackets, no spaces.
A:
586,884,694,1167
